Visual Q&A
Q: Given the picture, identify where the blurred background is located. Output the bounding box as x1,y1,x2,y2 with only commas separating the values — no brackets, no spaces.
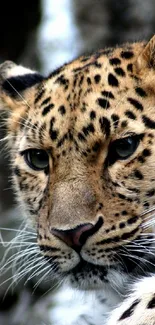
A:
0,0,155,324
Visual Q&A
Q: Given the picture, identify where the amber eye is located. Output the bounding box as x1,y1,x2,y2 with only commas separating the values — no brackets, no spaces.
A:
23,149,49,171
108,135,140,165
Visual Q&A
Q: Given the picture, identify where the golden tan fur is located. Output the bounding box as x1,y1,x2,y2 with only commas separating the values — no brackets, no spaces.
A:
1,36,155,325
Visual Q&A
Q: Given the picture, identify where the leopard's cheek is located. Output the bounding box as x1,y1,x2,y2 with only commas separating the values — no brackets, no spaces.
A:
13,162,49,226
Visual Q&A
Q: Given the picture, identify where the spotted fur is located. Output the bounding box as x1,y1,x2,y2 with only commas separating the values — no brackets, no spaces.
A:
1,37,155,324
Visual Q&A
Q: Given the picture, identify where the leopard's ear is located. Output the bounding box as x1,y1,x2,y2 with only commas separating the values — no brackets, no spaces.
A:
0,61,44,111
135,35,155,72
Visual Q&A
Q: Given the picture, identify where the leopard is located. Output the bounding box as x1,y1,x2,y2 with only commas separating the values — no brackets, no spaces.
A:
1,35,155,325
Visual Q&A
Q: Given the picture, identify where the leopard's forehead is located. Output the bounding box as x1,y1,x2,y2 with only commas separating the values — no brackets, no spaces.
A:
23,41,150,153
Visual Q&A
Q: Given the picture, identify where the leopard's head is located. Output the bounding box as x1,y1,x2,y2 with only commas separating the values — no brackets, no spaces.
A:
1,36,155,291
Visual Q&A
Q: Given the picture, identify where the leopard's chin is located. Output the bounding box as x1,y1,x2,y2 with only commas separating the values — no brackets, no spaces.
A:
64,260,133,292
65,260,111,289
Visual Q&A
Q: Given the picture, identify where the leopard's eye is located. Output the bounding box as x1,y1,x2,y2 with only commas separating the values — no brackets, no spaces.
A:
114,136,140,158
108,135,140,165
23,149,49,171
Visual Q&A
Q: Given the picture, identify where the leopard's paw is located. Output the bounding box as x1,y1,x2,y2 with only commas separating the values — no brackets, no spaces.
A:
107,276,155,325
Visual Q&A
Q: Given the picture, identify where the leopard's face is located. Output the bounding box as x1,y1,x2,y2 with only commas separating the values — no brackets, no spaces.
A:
1,37,155,291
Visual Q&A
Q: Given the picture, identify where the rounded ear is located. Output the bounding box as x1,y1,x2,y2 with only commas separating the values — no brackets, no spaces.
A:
135,35,155,72
0,61,44,111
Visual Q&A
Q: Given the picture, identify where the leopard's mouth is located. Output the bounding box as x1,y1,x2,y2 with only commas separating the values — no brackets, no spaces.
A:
67,239,155,282
44,234,155,288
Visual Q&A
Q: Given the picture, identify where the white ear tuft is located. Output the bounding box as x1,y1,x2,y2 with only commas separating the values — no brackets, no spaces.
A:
0,61,44,111
0,61,37,81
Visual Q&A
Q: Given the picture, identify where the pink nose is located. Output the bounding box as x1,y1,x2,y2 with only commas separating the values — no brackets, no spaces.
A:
51,217,103,252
